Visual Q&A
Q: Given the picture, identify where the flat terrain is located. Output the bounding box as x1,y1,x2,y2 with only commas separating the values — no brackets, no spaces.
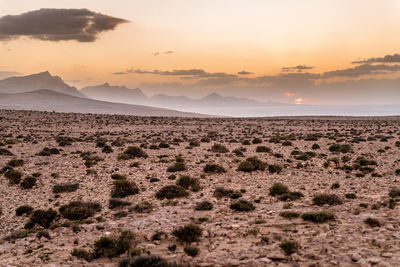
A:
0,110,399,267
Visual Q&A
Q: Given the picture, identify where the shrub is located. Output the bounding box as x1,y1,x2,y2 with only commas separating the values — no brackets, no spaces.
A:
331,182,340,189
155,185,189,200
210,143,229,153
279,211,300,219
268,164,282,174
364,217,381,227
71,248,92,261
252,138,262,144
311,143,320,149
0,148,13,156
256,146,271,153
233,148,244,157
102,145,113,153
278,191,304,201
167,162,186,172
92,231,135,259
16,205,33,216
118,255,182,267
269,183,289,196
36,230,50,239
20,176,37,189
52,183,79,193
7,159,24,167
389,187,400,198
213,187,242,199
312,193,342,206
111,173,127,180
131,201,153,213
4,169,22,184
118,146,148,160
345,193,357,199
184,246,199,257
37,147,60,156
329,144,352,153
59,201,101,220
56,136,74,146
195,201,213,211
301,211,335,223
25,209,57,229
279,239,299,255
230,200,255,212
109,198,131,209
237,157,266,172
176,175,200,192
203,163,226,174
111,180,139,198
172,224,202,243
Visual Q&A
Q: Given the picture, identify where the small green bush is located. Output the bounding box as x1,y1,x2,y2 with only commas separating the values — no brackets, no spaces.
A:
364,217,381,227
312,193,342,206
111,173,127,180
211,143,229,153
278,191,304,201
389,187,400,198
92,230,135,259
4,169,22,184
16,205,33,216
176,175,200,192
118,255,182,267
111,180,139,198
25,209,57,229
155,185,189,200
237,157,266,172
172,224,202,243
167,162,187,172
203,163,226,174
268,164,282,174
131,201,153,213
279,239,299,255
230,200,255,212
109,198,131,209
59,201,101,220
20,176,37,189
7,159,24,167
195,201,213,211
118,146,147,160
279,211,301,219
256,146,271,153
269,183,289,196
52,183,79,193
184,246,199,257
301,211,335,223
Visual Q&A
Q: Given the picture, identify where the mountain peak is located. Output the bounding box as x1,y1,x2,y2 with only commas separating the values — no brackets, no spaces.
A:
203,92,223,99
35,71,52,77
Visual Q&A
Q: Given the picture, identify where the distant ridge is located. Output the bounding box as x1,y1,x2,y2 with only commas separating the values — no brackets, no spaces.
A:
0,89,209,117
0,71,85,98
80,83,288,109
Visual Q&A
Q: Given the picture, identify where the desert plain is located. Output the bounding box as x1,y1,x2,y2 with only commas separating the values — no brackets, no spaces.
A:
0,110,399,267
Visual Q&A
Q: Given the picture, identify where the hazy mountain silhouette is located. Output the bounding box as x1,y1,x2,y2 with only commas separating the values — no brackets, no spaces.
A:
0,89,206,117
0,71,85,98
80,83,287,109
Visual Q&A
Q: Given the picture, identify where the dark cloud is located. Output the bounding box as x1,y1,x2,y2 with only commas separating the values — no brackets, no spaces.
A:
237,71,252,75
352,53,400,64
0,8,128,42
281,65,314,72
321,63,400,78
115,68,237,79
164,51,174,54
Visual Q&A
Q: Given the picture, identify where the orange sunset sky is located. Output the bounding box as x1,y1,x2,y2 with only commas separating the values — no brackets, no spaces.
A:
1,0,400,104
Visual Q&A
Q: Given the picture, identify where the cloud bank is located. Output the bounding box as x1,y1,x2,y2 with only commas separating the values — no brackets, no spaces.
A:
0,8,128,42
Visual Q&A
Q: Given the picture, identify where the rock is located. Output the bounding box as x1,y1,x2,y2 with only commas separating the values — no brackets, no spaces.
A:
351,252,362,262
367,257,381,264
267,253,286,261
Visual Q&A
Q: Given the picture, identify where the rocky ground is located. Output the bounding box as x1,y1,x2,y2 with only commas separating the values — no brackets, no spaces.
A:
0,110,399,267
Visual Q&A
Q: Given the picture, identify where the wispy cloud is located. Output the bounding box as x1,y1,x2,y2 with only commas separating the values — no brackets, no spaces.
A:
281,65,313,72
352,53,400,64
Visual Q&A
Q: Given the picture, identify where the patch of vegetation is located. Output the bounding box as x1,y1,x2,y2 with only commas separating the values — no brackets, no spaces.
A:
111,173,127,180
52,183,79,193
230,200,255,212
210,143,229,153
278,191,304,201
279,239,299,255
279,211,301,219
118,146,148,160
329,143,352,153
269,183,289,196
59,201,101,220
184,246,199,257
111,180,139,198
0,148,13,156
118,255,182,267
255,146,271,153
156,185,189,200
172,224,202,243
268,164,282,174
345,193,357,199
20,176,37,189
56,136,74,146
109,198,131,209
364,217,381,227
301,211,335,223
131,201,153,213
312,193,342,206
237,157,266,172
389,187,400,198
4,169,22,184
37,147,60,156
16,205,33,216
7,159,24,167
195,201,213,210
213,187,242,199
176,175,200,192
25,209,57,229
203,163,226,174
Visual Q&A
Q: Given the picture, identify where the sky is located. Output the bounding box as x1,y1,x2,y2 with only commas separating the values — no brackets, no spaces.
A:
1,0,400,105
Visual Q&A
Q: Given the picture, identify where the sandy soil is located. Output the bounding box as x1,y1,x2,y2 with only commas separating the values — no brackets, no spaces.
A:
0,110,399,267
